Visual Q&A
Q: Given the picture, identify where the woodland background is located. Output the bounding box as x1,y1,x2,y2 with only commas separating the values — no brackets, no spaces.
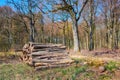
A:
0,0,120,52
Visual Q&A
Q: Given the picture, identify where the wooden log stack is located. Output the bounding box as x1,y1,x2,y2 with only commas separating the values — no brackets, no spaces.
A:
21,42,74,70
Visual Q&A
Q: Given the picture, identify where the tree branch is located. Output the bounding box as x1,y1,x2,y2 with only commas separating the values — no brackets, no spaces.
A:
76,0,89,21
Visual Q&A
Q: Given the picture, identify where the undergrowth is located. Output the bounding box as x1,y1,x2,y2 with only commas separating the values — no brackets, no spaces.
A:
0,59,119,80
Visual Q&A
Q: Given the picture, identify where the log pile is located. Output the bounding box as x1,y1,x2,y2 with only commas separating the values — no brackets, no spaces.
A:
21,42,74,70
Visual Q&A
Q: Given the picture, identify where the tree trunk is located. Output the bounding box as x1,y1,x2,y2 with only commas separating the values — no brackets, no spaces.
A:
7,19,13,48
40,15,44,43
72,18,80,52
89,28,94,51
66,20,70,49
63,22,66,45
29,0,35,42
89,0,95,51
105,14,109,48
29,18,35,42
115,30,119,49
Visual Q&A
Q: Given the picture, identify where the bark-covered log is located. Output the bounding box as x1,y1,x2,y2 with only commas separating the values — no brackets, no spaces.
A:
31,51,67,56
32,48,66,52
32,59,60,63
33,45,66,50
35,63,71,70
22,42,73,69
32,54,67,59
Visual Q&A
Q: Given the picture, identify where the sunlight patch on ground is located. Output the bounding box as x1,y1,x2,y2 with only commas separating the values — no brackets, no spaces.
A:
69,53,120,63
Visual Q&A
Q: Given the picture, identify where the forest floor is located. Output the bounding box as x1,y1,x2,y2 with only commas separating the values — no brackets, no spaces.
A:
69,48,120,62
0,49,120,80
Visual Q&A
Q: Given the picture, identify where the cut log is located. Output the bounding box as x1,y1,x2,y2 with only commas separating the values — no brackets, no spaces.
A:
35,63,71,70
31,52,67,56
34,59,74,67
31,51,50,55
34,63,49,67
33,44,65,49
32,49,66,53
32,54,67,59
32,59,60,63
22,42,73,69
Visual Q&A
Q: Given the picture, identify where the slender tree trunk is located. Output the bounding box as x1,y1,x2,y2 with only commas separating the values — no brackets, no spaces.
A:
29,17,35,42
111,15,114,49
7,19,12,48
66,20,70,49
105,14,109,48
89,0,95,51
40,15,44,43
29,0,35,42
115,30,119,49
114,13,119,49
63,22,66,45
89,28,94,51
40,24,44,43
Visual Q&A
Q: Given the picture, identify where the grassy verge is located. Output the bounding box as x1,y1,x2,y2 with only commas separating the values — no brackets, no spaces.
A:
0,60,120,80
0,52,120,80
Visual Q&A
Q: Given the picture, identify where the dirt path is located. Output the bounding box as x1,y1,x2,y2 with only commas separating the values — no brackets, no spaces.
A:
69,49,120,62
69,53,120,62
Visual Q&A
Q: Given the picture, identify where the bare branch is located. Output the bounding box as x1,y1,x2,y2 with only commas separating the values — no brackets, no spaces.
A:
76,0,89,21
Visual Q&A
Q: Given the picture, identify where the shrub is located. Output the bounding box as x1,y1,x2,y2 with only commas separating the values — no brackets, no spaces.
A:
105,61,117,72
98,74,111,80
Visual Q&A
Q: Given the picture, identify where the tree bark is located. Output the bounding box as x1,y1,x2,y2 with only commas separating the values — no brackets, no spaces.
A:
63,22,66,45
29,18,35,42
89,0,95,51
89,29,94,51
29,0,36,42
72,18,80,52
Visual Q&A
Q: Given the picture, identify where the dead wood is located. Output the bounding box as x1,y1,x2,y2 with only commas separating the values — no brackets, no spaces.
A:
22,42,73,69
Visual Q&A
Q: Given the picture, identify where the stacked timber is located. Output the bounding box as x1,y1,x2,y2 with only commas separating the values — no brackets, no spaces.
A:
22,42,73,70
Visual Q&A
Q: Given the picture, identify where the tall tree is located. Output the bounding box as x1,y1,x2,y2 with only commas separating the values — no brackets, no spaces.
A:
0,6,14,50
89,0,96,51
100,0,120,49
7,0,42,42
82,0,97,51
52,0,89,52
